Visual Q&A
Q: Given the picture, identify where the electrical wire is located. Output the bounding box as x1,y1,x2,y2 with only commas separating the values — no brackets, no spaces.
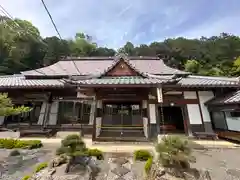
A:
40,0,62,40
40,0,77,75
0,5,47,47
1,4,65,76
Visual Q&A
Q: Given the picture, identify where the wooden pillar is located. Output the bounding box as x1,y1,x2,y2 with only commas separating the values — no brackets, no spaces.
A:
43,93,52,129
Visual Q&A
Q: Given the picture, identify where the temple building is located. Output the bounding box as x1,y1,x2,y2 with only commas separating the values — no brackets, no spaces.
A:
0,55,239,141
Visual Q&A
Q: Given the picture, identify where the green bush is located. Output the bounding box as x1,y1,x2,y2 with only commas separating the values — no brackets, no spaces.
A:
35,162,48,173
144,157,153,174
56,134,87,157
133,149,152,161
56,146,69,156
0,138,16,149
21,175,31,180
9,149,20,156
0,139,42,149
86,148,104,160
155,135,196,169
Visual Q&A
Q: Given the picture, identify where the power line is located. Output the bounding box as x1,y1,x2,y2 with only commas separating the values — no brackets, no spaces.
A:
40,0,75,75
0,5,48,76
0,4,65,77
40,0,82,76
40,0,62,40
0,5,47,46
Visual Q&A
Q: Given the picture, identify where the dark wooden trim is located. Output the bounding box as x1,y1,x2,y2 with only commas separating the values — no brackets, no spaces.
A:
196,91,205,131
92,100,97,141
77,84,158,88
183,105,191,135
155,104,160,134
147,100,151,139
148,98,198,105
181,105,189,135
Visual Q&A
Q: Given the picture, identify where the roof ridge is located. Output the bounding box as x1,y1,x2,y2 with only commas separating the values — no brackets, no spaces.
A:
61,56,161,61
189,75,239,81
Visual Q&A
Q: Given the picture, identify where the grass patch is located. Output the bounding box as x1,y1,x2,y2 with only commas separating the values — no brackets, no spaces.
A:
21,175,31,180
86,148,104,160
144,157,153,174
0,139,42,149
133,149,152,161
34,162,48,173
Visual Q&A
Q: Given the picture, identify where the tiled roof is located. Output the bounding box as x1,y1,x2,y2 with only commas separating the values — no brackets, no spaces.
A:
178,75,239,87
66,76,177,86
0,75,65,89
21,56,189,77
206,90,240,105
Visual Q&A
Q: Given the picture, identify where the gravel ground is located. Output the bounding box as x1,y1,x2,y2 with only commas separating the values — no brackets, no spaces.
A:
1,145,240,180
192,148,240,180
0,148,54,180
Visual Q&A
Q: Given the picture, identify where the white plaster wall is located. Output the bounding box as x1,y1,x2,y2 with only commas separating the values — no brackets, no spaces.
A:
149,104,156,124
142,100,147,108
96,117,102,136
186,104,202,124
96,100,102,136
184,91,197,99
225,112,240,132
89,101,96,125
143,117,148,138
37,102,47,125
142,100,148,137
198,91,214,122
48,101,59,125
0,116,5,125
97,100,102,108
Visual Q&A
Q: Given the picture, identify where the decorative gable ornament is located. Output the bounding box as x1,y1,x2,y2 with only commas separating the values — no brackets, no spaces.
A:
157,87,163,103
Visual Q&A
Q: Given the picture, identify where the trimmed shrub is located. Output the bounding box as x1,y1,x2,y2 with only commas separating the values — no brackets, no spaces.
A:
9,149,20,156
56,146,69,156
22,175,31,180
0,139,42,149
86,148,104,160
155,135,196,169
133,149,152,161
56,134,87,157
34,162,48,173
144,157,153,174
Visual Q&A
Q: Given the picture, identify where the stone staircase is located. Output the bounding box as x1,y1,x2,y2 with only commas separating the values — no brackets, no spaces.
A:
97,127,148,142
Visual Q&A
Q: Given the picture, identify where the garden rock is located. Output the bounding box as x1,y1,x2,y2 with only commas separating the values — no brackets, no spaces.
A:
49,155,67,168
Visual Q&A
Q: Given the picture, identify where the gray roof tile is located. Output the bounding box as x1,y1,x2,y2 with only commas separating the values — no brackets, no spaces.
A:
67,76,176,86
178,75,239,87
206,90,240,105
21,56,189,76
0,75,65,88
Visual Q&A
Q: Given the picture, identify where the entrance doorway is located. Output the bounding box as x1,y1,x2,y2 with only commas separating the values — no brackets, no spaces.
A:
158,106,185,133
99,101,145,140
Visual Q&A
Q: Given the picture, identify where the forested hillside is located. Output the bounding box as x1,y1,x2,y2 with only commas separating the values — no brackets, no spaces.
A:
1,16,240,76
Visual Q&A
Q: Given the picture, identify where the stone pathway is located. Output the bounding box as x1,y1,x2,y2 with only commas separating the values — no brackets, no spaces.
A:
106,156,136,180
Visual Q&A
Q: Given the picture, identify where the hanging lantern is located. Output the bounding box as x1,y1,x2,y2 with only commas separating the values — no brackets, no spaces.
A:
157,87,163,103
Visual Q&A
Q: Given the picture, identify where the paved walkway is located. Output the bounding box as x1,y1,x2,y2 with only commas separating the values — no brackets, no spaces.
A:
19,137,240,153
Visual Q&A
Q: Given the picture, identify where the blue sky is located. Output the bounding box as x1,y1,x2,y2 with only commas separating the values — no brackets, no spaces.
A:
1,0,240,48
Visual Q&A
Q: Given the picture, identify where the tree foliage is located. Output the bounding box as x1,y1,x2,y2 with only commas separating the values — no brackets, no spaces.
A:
0,93,31,116
1,16,240,77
